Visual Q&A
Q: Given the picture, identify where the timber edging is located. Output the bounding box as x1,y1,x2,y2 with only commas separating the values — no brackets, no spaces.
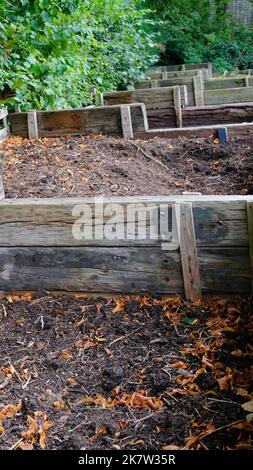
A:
0,195,252,298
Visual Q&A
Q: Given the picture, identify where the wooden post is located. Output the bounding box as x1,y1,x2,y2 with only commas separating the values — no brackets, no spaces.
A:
245,76,250,87
27,111,38,139
120,105,133,139
0,176,4,200
162,72,167,80
193,75,204,106
96,93,104,106
151,80,158,88
179,202,201,300
208,62,213,78
173,86,182,128
181,64,186,71
247,202,253,292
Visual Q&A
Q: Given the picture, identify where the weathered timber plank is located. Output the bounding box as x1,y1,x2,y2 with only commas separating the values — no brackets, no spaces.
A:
143,122,253,140
0,247,183,293
0,198,251,247
199,247,251,294
193,76,204,106
204,78,247,90
135,78,195,106
120,105,133,138
173,87,183,127
0,246,249,294
147,70,201,80
147,108,176,129
247,202,253,291
179,203,201,300
27,111,39,139
182,103,253,127
0,127,9,142
9,105,147,138
102,86,187,109
204,87,253,105
0,109,8,120
0,176,4,200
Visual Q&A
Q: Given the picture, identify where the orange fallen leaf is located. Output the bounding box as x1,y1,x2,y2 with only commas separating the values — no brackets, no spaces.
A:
18,441,34,451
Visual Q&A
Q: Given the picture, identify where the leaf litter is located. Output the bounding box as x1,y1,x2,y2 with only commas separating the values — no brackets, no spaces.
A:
0,293,252,450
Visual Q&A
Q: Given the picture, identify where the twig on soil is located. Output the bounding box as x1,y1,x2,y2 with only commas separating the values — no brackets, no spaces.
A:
130,142,177,175
207,398,241,406
2,304,7,317
108,327,141,346
9,438,23,450
134,412,157,430
70,420,92,432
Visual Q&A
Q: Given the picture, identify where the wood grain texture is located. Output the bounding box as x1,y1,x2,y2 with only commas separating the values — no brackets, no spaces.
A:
0,176,4,200
204,87,253,105
0,246,250,294
143,122,253,140
27,111,39,139
182,103,253,127
102,86,187,109
179,203,201,300
0,197,251,247
9,105,147,138
247,202,253,291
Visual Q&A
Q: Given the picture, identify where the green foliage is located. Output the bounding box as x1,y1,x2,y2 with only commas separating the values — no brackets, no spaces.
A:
144,0,253,72
0,0,158,110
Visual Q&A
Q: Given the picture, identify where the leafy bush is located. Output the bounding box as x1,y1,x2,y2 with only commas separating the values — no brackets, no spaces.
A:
0,0,158,110
144,0,253,72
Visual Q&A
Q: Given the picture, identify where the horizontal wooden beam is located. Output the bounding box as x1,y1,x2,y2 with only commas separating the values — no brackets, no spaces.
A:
143,122,253,140
0,246,250,294
204,87,253,105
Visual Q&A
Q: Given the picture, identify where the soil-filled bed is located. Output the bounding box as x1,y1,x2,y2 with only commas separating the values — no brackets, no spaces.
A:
0,294,252,450
0,135,253,197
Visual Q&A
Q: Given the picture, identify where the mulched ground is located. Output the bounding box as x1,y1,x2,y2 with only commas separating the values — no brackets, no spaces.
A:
0,135,252,197
0,294,252,450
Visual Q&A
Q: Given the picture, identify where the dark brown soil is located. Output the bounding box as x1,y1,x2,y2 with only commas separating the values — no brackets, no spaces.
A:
1,135,252,197
0,294,252,450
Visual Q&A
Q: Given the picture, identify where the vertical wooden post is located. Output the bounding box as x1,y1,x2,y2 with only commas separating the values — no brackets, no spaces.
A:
120,105,133,139
179,202,201,300
245,76,250,87
208,62,213,78
27,111,39,139
96,94,104,106
151,80,158,88
0,176,5,200
173,86,182,128
181,64,186,71
162,72,167,80
247,202,253,292
193,75,204,106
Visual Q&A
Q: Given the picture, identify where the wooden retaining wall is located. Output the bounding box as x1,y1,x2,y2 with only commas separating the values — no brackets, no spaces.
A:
0,195,251,297
9,104,148,140
147,69,209,81
101,86,186,128
150,62,212,76
9,102,253,137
